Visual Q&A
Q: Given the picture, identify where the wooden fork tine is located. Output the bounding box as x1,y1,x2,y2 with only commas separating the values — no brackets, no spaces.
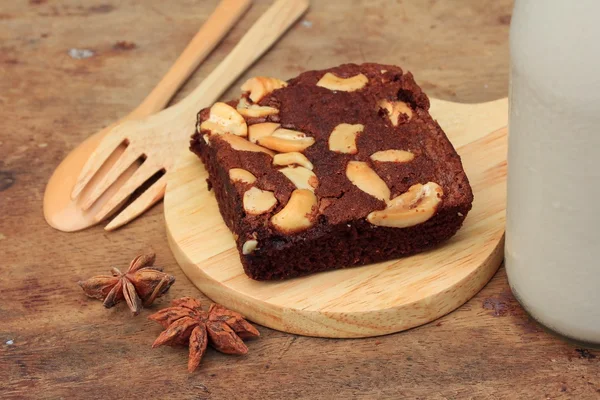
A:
94,161,163,223
71,129,127,200
80,147,141,211
103,175,167,231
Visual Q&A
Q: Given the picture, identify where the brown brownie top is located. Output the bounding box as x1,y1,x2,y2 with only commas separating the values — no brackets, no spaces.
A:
193,63,472,244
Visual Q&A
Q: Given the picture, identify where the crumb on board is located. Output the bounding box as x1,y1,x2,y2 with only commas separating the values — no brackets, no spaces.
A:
576,348,597,360
113,41,136,50
68,48,94,59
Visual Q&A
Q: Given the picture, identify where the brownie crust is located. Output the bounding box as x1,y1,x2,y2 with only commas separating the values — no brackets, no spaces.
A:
191,63,473,280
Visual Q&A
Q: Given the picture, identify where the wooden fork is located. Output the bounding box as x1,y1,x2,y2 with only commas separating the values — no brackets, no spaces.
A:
44,0,252,232
71,0,310,231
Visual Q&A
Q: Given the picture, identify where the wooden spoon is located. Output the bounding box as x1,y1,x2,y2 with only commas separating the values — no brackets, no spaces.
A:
43,0,252,232
70,0,309,231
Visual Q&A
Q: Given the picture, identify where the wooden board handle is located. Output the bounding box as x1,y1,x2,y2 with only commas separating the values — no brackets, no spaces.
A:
132,0,253,117
178,0,309,113
429,97,508,148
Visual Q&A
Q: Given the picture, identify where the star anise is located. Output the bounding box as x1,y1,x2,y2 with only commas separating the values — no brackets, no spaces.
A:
149,297,260,372
78,253,175,315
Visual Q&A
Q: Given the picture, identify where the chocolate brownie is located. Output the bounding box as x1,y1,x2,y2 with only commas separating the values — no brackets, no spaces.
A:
190,63,473,280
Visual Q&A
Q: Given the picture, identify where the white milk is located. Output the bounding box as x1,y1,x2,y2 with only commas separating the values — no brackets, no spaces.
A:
506,0,600,344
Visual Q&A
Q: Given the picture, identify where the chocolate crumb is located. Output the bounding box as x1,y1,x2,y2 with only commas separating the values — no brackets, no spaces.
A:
113,41,136,51
498,14,512,25
0,170,15,191
575,348,597,360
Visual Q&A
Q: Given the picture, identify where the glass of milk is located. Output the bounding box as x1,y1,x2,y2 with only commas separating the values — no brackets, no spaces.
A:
506,0,600,346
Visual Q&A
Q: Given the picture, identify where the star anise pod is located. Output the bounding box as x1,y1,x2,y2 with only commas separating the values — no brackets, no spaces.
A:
78,253,175,315
149,297,260,372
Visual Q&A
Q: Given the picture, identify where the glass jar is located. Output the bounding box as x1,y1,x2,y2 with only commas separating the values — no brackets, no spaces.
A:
506,0,600,345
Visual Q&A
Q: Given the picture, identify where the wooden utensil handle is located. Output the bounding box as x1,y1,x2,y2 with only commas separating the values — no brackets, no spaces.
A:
132,0,253,117
179,0,309,113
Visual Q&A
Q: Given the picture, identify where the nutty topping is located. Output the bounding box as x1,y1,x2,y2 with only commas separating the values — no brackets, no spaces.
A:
318,198,334,214
316,72,369,92
256,128,315,153
328,123,364,154
271,189,317,233
218,134,275,157
367,182,443,228
236,98,279,118
345,161,390,202
278,166,318,192
242,240,258,255
243,187,277,215
229,168,257,184
241,77,288,103
378,100,413,125
273,152,314,170
248,122,280,143
199,102,247,136
370,149,415,163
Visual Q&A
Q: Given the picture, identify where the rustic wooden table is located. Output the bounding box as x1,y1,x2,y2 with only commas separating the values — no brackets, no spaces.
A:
2,1,599,399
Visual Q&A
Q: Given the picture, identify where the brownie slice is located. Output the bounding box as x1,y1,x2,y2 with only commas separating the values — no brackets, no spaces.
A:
190,63,473,280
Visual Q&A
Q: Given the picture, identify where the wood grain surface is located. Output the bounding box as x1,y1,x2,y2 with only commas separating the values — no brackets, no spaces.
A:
164,100,507,338
1,0,599,399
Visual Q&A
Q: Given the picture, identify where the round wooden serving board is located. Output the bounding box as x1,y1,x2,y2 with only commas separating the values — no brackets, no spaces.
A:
164,98,508,338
